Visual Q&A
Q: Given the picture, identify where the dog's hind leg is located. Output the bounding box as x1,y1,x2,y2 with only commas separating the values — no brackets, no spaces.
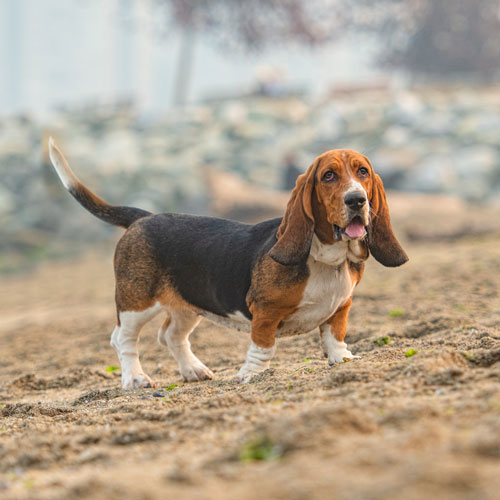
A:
157,309,213,382
111,303,164,389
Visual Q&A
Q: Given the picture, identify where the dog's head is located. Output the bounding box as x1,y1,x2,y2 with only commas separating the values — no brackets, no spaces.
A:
269,149,408,267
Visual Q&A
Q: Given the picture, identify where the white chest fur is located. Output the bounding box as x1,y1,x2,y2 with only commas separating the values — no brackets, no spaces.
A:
277,243,354,337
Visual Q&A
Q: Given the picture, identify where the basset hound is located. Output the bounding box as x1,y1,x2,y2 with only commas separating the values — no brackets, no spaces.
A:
48,139,408,388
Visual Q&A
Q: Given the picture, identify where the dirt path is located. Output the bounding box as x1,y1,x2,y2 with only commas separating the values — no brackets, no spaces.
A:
1,234,500,499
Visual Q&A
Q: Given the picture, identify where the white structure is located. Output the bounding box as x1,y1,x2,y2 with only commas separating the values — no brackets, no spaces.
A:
0,0,378,118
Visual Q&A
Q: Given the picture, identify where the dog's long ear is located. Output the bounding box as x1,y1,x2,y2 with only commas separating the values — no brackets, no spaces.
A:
268,161,318,266
368,173,408,267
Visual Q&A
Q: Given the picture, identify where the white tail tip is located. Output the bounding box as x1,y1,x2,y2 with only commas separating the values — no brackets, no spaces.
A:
47,137,77,190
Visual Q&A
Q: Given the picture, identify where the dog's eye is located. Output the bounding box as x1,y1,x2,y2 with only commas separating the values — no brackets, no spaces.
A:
322,170,338,183
358,167,369,178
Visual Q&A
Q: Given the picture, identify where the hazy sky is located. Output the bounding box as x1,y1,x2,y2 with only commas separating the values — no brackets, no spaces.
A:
0,0,380,117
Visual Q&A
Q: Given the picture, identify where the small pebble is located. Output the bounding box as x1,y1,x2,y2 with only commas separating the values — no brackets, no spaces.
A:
153,392,164,398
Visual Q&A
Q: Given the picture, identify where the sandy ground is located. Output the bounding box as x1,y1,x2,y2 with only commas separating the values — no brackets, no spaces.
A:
1,220,500,499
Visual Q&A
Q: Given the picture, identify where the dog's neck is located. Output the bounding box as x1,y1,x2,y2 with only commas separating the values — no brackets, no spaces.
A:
309,234,367,266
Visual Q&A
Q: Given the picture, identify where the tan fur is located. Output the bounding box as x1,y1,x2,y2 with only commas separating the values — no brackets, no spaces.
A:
246,254,308,347
366,165,408,266
160,315,171,332
324,297,352,343
114,221,193,319
268,161,319,265
311,191,335,245
348,260,365,285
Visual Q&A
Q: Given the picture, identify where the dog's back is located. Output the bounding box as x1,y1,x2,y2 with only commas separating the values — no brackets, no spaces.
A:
114,213,281,319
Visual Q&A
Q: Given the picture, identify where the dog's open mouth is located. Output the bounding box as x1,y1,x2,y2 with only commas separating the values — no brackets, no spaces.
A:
335,216,367,240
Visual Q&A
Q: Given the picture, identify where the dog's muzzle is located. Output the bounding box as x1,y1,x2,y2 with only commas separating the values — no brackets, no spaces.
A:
334,191,368,240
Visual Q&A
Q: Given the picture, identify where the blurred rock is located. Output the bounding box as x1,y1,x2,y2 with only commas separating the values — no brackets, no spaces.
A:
0,185,14,215
205,166,288,222
1,86,500,272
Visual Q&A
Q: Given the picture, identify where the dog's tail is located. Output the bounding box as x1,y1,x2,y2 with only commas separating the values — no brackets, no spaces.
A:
48,138,151,229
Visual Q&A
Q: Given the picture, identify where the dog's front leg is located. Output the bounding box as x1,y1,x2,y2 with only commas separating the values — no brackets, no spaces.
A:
320,297,360,365
236,313,280,383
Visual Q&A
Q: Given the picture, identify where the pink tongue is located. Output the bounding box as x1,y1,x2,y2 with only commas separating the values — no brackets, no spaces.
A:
345,221,365,238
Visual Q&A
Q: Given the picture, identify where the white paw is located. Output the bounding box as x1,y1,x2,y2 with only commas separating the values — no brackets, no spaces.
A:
328,347,361,365
321,335,360,366
122,372,156,389
236,342,276,383
235,364,259,384
180,359,214,382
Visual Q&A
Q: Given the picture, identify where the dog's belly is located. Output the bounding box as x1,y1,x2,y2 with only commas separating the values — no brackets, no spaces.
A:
200,260,354,337
200,310,252,333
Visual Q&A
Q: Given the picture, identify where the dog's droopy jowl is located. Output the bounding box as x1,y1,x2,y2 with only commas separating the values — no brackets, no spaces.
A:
48,139,408,388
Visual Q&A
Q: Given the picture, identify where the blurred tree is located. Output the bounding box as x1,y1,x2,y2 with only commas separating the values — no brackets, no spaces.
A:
157,0,342,49
148,0,500,103
151,0,344,104
347,0,500,81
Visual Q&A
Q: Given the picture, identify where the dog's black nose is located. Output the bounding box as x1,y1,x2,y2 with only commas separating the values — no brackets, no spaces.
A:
344,192,367,209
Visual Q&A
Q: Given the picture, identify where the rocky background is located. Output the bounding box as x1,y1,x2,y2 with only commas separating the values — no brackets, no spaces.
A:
1,86,500,274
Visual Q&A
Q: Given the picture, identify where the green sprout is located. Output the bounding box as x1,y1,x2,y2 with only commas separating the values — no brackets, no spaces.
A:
24,478,35,489
405,348,418,358
389,309,404,318
461,351,477,362
106,366,120,373
374,336,391,346
239,436,282,462
164,384,178,391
